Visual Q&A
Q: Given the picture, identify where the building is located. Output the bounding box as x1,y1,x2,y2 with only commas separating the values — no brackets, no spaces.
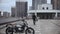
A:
29,6,32,10
28,4,60,19
11,7,16,17
28,10,60,19
51,0,60,10
32,0,47,10
8,13,10,17
38,4,53,10
16,0,28,17
0,11,1,17
3,12,10,17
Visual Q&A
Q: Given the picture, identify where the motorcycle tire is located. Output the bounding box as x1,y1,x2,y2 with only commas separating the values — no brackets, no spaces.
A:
6,27,13,34
25,27,35,34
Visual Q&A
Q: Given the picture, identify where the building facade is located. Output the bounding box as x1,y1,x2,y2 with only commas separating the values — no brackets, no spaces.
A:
3,12,10,17
28,10,60,19
11,7,16,17
32,0,47,10
51,0,60,10
16,1,27,17
0,11,1,17
28,4,60,19
29,6,32,10
38,4,53,10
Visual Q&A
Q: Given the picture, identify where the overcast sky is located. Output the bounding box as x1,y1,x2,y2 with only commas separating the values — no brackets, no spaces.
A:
0,0,51,12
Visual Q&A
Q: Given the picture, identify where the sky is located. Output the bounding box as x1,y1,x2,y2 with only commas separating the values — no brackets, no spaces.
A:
0,0,51,12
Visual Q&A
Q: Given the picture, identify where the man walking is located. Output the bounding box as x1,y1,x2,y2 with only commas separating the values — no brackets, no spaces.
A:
32,14,36,25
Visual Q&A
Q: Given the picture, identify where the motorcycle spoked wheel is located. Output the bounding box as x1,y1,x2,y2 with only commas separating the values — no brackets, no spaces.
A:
6,27,13,34
25,27,35,34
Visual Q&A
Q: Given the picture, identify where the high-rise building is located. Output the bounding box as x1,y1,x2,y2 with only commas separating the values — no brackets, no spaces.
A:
11,7,16,17
29,6,32,10
16,0,27,17
51,0,60,10
32,0,47,10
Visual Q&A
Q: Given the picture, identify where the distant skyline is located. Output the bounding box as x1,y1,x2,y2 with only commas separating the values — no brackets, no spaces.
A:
0,0,51,12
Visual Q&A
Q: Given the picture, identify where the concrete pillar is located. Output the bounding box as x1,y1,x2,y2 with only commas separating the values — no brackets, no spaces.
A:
55,12,58,17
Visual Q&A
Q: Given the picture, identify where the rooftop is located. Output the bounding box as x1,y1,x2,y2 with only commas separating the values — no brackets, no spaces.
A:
16,0,27,2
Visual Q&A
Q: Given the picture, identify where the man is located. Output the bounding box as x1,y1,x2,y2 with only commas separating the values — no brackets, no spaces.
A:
32,14,36,25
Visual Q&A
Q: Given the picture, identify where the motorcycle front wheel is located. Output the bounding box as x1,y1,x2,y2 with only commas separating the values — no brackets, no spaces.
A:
25,27,35,34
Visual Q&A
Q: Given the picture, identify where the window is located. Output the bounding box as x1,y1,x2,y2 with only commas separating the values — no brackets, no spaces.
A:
58,13,60,17
46,7,48,10
42,7,44,10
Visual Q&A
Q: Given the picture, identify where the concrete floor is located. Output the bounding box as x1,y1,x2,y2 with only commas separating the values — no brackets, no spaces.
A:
0,19,60,34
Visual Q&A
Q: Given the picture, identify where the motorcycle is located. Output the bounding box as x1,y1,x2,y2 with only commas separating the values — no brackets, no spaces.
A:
5,19,35,34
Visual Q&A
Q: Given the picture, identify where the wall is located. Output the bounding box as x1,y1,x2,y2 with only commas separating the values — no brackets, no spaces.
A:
38,4,53,10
